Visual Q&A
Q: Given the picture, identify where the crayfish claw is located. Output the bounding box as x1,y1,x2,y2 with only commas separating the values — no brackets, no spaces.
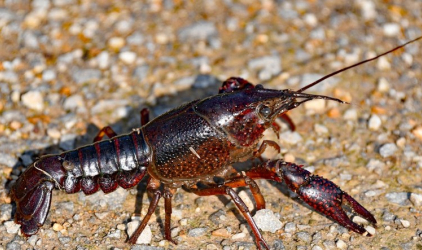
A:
279,161,376,236
297,176,376,236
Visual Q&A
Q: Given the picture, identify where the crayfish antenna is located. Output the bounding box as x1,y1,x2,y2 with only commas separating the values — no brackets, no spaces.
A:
297,36,422,93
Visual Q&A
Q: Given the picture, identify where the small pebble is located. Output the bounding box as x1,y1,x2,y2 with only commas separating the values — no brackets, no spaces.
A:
314,124,328,134
231,232,246,240
279,131,302,144
52,223,63,231
253,209,283,233
106,229,121,239
238,190,254,211
400,219,410,228
377,56,391,70
27,235,38,246
343,109,358,120
366,159,385,174
0,204,12,222
383,23,400,37
368,114,381,130
63,95,84,110
284,222,296,233
21,90,44,111
211,228,231,238
296,231,311,243
412,126,422,141
385,192,410,206
366,226,376,235
108,37,125,50
179,218,188,226
336,239,347,249
178,21,218,41
4,221,20,234
119,51,137,64
95,212,109,220
353,216,369,224
410,193,422,207
127,221,152,244
304,99,325,113
379,143,398,158
377,78,390,92
188,227,208,237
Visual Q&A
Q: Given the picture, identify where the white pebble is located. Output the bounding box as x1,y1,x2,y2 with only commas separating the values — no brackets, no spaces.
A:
238,190,254,211
119,51,137,64
336,239,347,249
377,78,390,92
304,99,326,113
126,221,152,244
22,90,44,111
97,51,110,69
368,115,381,131
108,37,125,50
352,216,369,224
400,219,410,228
180,218,188,226
303,13,318,27
365,225,376,235
231,232,246,240
5,221,20,234
377,56,391,70
343,109,358,120
410,193,422,207
314,124,328,134
383,23,400,37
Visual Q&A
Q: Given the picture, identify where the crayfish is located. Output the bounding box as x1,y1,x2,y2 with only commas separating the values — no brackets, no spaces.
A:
10,36,421,249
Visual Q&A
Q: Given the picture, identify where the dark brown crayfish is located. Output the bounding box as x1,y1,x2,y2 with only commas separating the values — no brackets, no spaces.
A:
10,36,421,249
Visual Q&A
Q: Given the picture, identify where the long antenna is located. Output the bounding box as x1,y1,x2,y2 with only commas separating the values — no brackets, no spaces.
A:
297,36,422,93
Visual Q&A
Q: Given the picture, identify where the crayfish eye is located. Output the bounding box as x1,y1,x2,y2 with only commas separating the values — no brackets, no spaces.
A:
259,105,271,118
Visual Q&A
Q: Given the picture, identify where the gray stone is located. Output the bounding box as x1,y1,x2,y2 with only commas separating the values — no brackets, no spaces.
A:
131,246,164,250
279,131,302,144
284,222,296,233
253,209,283,233
63,95,84,110
296,231,311,243
379,143,398,158
6,241,21,250
188,227,208,237
178,21,218,42
72,68,102,84
0,153,16,168
385,192,410,206
248,55,281,81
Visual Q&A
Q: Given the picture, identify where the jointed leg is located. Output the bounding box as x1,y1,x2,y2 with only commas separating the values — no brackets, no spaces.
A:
140,108,149,126
127,178,162,244
188,184,270,250
94,126,118,142
163,187,177,244
95,108,149,143
253,140,280,159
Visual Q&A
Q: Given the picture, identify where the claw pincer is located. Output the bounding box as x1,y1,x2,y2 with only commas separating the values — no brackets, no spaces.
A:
270,160,377,235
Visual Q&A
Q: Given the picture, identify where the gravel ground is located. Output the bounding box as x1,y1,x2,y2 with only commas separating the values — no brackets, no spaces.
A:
1,0,422,250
